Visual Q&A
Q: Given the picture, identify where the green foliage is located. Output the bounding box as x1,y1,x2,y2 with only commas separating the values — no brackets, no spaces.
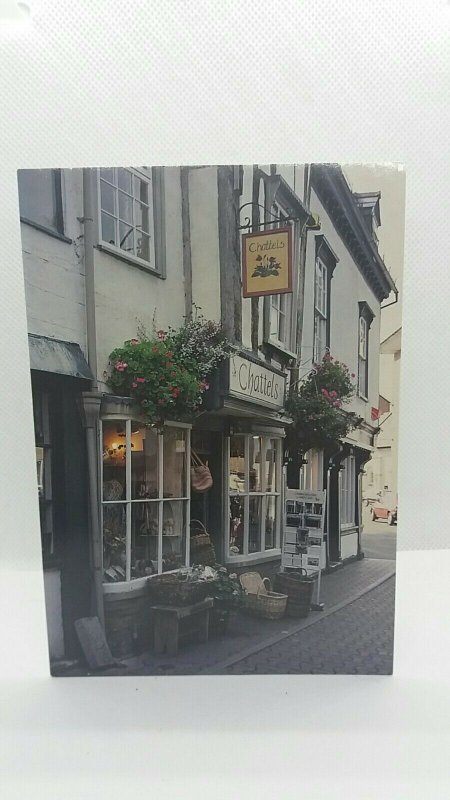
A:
286,353,362,452
107,307,232,427
208,567,243,608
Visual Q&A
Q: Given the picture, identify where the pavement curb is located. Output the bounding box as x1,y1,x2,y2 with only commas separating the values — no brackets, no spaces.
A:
203,569,396,674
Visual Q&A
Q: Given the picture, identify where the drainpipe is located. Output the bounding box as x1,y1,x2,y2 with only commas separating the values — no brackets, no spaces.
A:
79,169,104,627
80,392,104,628
82,168,98,390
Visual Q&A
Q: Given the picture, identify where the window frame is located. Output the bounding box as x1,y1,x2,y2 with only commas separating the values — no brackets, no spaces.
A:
226,434,283,562
18,168,66,239
100,419,191,588
358,315,369,399
357,301,375,402
97,166,165,278
266,201,294,353
340,454,356,529
313,256,328,363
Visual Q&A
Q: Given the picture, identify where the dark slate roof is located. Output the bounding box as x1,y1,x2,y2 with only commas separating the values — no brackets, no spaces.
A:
310,164,397,301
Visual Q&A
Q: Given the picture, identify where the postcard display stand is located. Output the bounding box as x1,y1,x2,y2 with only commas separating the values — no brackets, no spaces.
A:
282,489,327,610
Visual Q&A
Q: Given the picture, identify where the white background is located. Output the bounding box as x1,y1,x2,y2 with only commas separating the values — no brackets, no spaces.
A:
0,1,449,798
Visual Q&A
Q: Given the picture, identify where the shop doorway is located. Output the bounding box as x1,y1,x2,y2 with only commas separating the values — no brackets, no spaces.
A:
190,430,223,562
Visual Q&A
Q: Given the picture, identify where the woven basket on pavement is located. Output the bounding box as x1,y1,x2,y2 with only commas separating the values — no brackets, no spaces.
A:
273,571,316,618
239,572,287,620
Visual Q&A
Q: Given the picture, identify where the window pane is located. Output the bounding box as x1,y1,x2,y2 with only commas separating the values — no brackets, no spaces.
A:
162,500,187,572
249,436,261,492
119,221,134,253
118,168,133,193
163,428,187,498
136,232,150,262
131,502,159,578
118,190,133,223
270,304,279,339
135,200,150,233
100,168,114,184
18,169,61,233
265,495,277,549
230,495,245,555
229,435,245,493
278,308,286,342
100,180,115,214
131,426,159,500
102,421,126,499
249,496,262,553
101,212,116,245
134,174,149,203
265,439,278,492
103,503,127,582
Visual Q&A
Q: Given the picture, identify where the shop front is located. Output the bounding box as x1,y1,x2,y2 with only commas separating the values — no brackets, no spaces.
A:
98,395,192,654
202,351,288,570
29,334,93,661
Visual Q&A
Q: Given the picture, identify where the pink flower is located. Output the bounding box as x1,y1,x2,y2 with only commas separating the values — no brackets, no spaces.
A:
157,330,167,341
166,350,173,358
330,390,337,398
351,373,355,378
115,361,128,372
136,377,145,384
132,382,138,389
321,388,329,396
130,338,139,346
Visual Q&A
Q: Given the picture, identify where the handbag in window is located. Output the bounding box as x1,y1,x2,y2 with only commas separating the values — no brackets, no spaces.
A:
190,450,213,493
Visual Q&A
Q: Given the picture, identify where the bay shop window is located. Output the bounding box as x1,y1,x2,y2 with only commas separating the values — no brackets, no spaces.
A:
228,435,282,559
101,420,190,582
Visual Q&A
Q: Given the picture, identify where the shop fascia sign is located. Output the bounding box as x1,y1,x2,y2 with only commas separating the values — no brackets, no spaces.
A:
241,226,293,298
229,354,285,410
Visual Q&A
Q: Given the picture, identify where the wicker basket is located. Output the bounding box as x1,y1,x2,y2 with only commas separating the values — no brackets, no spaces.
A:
190,520,212,550
239,572,287,620
147,573,209,606
273,571,316,618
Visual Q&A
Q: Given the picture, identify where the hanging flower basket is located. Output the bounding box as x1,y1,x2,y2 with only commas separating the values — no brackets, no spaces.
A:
107,306,233,428
285,353,362,453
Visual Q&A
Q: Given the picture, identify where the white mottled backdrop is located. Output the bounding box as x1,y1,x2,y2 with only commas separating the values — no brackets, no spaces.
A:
0,2,449,799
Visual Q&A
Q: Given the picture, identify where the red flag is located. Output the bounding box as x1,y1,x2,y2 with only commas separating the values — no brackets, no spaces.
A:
371,407,380,421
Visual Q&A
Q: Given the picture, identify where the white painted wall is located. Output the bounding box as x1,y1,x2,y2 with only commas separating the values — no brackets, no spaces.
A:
301,187,382,431
21,168,87,354
94,167,186,387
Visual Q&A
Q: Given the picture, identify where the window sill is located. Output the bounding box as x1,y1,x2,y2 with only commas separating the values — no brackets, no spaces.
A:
341,525,357,535
264,339,297,361
20,217,72,244
225,548,281,565
97,242,164,278
357,392,368,402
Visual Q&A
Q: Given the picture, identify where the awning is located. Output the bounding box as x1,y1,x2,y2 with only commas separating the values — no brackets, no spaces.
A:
28,333,93,380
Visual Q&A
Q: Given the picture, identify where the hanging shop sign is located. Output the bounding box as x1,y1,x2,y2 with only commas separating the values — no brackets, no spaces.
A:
229,354,286,411
242,226,292,298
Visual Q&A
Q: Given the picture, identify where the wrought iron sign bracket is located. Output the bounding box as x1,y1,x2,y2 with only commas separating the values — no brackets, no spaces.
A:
238,202,299,232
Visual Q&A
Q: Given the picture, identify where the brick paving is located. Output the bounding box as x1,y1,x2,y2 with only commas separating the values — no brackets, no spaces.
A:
223,577,395,675
56,557,395,676
120,558,396,676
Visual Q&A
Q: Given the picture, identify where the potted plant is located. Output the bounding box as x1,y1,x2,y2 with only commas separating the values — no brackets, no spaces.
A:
207,567,243,635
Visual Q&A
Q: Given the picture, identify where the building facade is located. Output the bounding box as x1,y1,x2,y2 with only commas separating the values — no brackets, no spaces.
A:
19,163,396,661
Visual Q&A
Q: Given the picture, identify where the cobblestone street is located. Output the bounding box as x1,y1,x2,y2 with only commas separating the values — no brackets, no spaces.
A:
223,576,395,675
